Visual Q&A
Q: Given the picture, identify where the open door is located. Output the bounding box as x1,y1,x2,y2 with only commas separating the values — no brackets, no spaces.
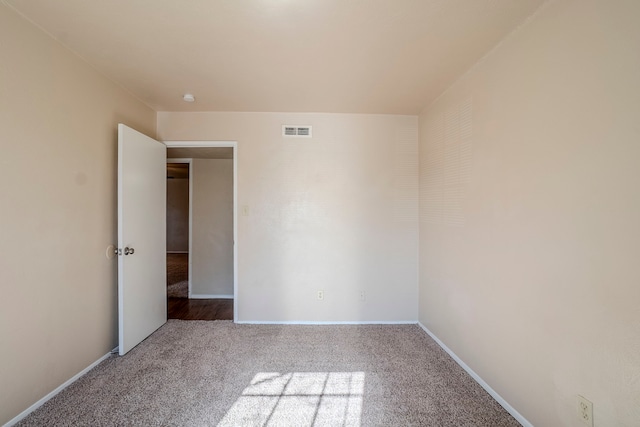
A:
118,124,167,355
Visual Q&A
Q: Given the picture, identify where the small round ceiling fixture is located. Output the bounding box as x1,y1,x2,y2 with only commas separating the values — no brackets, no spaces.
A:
183,93,195,102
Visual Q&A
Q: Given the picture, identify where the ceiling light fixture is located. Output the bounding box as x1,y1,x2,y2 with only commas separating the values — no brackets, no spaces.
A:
183,93,195,102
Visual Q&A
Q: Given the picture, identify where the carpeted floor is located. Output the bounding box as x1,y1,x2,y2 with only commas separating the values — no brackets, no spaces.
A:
167,253,188,298
18,321,519,426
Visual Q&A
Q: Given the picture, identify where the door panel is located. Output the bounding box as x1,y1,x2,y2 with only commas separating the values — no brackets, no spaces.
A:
118,124,166,355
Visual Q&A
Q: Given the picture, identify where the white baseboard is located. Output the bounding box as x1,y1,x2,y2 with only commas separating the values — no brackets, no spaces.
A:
235,320,417,325
417,322,532,427
189,294,233,299
4,347,116,427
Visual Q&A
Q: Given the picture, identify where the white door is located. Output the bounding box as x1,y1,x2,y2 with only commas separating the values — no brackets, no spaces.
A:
118,124,167,355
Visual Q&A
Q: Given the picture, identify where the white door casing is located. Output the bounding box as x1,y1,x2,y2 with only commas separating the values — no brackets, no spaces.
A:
118,124,167,355
164,141,238,322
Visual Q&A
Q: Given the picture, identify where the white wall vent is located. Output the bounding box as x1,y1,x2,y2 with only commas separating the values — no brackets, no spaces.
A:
282,125,313,138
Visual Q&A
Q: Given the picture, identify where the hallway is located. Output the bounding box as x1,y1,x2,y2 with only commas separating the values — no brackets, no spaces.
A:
167,254,233,320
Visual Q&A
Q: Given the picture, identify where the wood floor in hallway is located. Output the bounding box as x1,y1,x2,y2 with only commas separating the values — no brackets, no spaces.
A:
167,253,233,320
168,298,233,320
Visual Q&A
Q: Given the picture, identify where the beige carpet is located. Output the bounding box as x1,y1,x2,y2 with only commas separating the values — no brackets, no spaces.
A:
167,253,188,298
18,321,519,426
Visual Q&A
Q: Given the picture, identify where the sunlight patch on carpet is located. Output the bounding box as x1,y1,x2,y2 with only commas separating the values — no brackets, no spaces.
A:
217,372,365,426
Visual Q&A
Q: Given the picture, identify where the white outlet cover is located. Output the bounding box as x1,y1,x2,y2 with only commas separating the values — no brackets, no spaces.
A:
577,395,593,427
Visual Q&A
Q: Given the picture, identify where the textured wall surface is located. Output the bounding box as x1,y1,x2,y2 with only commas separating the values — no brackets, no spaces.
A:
0,4,156,425
191,159,234,297
419,1,640,425
158,112,419,322
166,178,189,252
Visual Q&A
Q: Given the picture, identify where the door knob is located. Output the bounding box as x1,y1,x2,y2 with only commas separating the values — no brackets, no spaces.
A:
124,247,135,255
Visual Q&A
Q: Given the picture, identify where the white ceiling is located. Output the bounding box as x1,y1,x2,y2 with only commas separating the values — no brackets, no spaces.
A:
4,0,545,114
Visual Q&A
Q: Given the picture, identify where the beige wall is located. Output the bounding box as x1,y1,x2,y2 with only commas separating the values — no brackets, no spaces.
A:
166,178,189,252
0,4,156,425
158,112,418,322
191,159,234,297
418,1,640,426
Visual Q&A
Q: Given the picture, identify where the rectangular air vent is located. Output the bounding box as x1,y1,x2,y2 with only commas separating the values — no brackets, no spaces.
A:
282,125,312,138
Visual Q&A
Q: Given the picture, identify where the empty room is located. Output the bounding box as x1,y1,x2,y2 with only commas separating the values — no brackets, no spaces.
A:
1,1,638,426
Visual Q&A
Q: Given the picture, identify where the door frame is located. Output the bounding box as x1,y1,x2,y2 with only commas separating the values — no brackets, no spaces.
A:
164,141,238,322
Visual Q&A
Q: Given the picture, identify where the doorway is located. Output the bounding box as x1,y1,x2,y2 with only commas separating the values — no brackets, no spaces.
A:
165,142,237,320
166,162,190,301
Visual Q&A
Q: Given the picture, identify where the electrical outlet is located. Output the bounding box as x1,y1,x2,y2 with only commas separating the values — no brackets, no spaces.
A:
359,291,366,302
317,290,324,300
577,395,593,426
